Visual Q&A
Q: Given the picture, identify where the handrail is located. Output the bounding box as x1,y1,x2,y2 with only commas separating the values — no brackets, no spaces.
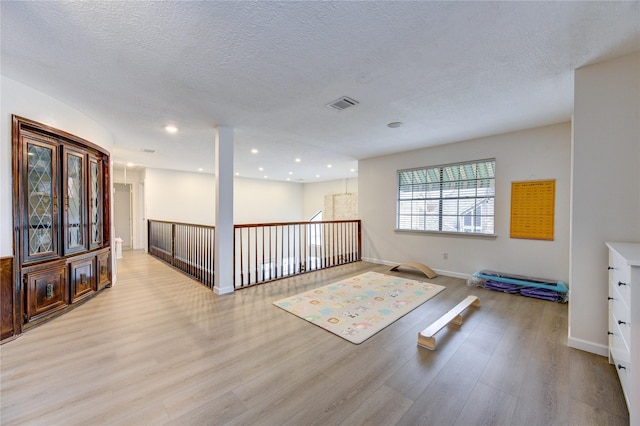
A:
147,219,361,290
234,219,360,228
234,220,361,288
148,220,216,289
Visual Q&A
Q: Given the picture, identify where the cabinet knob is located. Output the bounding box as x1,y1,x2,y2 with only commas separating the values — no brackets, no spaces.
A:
608,266,615,270
618,320,627,325
618,281,627,286
617,364,627,370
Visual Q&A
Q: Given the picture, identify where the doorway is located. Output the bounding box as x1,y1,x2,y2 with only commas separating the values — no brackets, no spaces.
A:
114,183,132,248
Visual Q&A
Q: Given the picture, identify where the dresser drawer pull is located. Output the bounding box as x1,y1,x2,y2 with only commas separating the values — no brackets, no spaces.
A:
608,331,615,335
618,281,627,286
617,320,627,325
608,297,614,301
608,266,615,270
617,364,627,370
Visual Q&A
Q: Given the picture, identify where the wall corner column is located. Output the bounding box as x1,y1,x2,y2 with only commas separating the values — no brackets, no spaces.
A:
214,125,235,295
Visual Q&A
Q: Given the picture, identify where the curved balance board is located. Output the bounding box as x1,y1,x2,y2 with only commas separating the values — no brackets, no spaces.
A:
390,262,437,279
418,295,480,350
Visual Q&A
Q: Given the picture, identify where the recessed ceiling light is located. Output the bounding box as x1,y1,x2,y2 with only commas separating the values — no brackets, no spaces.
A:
258,167,264,171
165,125,179,133
288,171,293,175
295,158,301,163
197,168,203,172
235,172,240,176
316,174,320,178
350,168,357,172
264,175,268,179
251,148,258,154
126,162,134,167
387,121,403,128
327,164,332,168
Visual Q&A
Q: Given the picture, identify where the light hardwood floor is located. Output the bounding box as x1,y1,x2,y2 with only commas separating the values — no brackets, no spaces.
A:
1,250,629,425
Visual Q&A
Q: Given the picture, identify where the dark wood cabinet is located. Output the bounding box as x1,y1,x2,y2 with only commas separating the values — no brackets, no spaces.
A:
62,147,88,256
69,257,95,303
20,131,60,264
96,250,111,291
4,116,112,340
24,261,68,322
1,257,16,341
89,155,105,251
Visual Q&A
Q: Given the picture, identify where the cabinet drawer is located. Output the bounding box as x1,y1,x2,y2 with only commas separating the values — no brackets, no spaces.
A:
609,279,630,315
69,258,95,303
610,340,631,408
96,251,111,290
25,264,68,321
609,316,630,403
609,251,631,307
610,307,631,352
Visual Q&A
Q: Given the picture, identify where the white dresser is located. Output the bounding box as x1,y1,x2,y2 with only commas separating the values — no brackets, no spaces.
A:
606,242,639,425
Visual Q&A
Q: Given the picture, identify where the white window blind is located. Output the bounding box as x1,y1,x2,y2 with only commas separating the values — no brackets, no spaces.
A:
397,159,496,235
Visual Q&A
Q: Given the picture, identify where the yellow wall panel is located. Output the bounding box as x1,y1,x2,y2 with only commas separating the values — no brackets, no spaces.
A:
510,179,555,240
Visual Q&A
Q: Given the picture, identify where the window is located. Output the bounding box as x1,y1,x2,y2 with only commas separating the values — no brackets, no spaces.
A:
397,159,495,235
309,210,323,246
309,210,322,221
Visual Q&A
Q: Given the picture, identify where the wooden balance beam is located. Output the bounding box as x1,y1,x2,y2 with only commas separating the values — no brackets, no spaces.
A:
390,262,437,279
418,295,480,350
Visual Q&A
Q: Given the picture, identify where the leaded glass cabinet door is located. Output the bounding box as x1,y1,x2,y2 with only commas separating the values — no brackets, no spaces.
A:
23,135,59,262
88,155,103,250
63,148,87,255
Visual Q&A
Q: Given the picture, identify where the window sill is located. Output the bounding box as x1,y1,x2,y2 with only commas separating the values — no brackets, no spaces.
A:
394,229,498,239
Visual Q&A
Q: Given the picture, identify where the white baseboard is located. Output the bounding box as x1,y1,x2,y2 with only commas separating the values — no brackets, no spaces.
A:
568,336,609,357
431,269,470,280
361,257,396,266
361,257,471,280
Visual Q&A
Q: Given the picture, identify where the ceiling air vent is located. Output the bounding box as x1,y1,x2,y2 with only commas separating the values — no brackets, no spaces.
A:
326,96,359,111
141,148,156,154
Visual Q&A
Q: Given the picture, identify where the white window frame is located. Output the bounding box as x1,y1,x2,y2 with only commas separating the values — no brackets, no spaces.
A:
396,159,496,235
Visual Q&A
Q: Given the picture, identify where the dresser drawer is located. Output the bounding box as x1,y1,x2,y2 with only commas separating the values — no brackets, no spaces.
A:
609,250,631,306
609,278,630,313
616,361,631,409
610,342,631,408
609,313,631,402
609,308,631,353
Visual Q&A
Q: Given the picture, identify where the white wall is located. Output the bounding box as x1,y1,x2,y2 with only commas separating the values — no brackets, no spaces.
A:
142,172,358,226
234,177,303,224
145,168,217,226
112,167,144,184
0,76,113,257
302,178,358,220
570,52,640,355
359,122,571,282
143,169,305,226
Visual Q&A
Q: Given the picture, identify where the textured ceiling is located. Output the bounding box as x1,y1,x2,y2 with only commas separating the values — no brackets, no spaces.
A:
2,1,639,182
